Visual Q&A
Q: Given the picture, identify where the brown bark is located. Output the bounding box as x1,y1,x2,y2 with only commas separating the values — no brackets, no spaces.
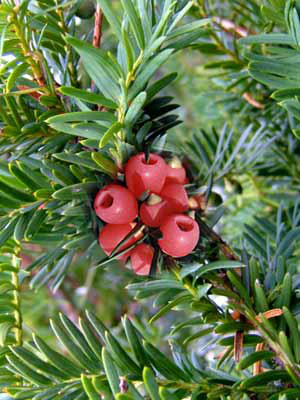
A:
93,5,104,48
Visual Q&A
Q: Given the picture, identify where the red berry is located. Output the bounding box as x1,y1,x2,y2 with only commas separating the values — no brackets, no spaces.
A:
165,157,186,184
130,243,154,275
94,184,138,224
125,153,167,198
165,165,186,184
160,183,189,213
99,223,142,261
158,214,199,258
140,196,173,227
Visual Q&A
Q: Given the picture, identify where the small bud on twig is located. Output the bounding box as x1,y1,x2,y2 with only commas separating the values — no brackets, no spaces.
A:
147,194,162,206
168,156,182,169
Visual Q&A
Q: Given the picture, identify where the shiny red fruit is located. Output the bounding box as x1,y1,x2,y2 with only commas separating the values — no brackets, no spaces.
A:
94,184,138,224
99,223,141,261
125,153,167,198
158,214,199,258
130,243,154,276
140,199,173,227
165,165,186,184
160,183,189,213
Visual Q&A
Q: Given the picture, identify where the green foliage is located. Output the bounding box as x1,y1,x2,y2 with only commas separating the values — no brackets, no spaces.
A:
0,0,300,399
0,253,22,347
240,0,300,138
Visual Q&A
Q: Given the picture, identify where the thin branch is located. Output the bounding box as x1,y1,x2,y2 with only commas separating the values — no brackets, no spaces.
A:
234,331,244,362
196,215,239,261
213,17,253,38
211,17,265,110
243,92,265,109
253,343,265,375
92,4,106,110
93,5,104,48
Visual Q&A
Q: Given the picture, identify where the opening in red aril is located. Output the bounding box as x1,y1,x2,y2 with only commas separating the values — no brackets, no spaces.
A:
177,221,194,232
100,194,114,208
142,155,157,165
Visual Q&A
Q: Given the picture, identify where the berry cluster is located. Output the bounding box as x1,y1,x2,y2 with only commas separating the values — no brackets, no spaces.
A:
94,153,200,276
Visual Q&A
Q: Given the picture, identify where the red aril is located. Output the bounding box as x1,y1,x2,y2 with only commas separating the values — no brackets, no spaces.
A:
165,157,186,184
158,214,199,258
165,165,186,184
130,243,154,276
125,153,167,198
160,183,189,213
140,195,173,227
94,184,138,224
99,223,142,261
